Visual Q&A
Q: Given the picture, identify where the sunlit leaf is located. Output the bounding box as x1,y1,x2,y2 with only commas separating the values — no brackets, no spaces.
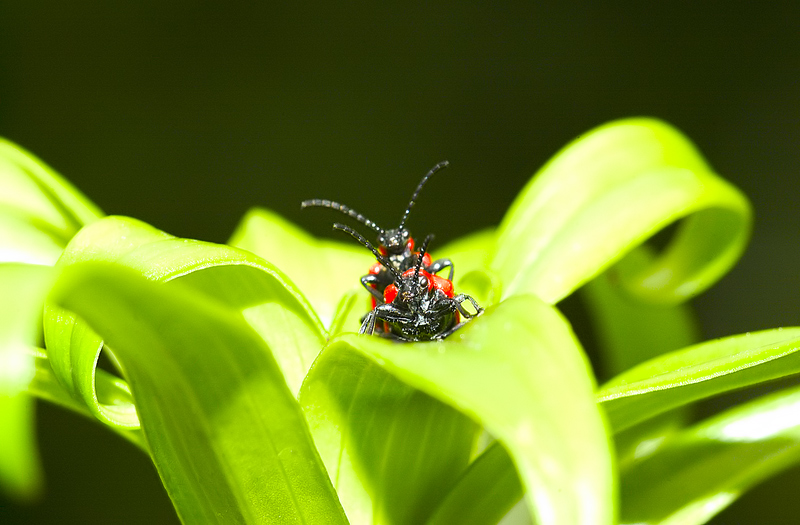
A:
0,212,64,266
229,207,370,329
426,441,523,525
620,384,800,525
49,261,348,524
43,216,324,429
327,289,366,338
599,328,800,432
492,118,751,305
0,263,54,500
437,228,501,308
300,348,478,525
23,347,145,450
305,296,614,525
583,246,700,378
583,246,699,465
0,119,773,525
0,137,102,243
436,228,495,282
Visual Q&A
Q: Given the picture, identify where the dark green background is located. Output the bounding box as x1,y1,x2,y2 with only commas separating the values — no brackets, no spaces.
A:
1,2,799,523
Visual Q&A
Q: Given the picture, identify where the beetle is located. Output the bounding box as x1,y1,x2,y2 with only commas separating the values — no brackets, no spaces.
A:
302,161,455,307
334,223,483,341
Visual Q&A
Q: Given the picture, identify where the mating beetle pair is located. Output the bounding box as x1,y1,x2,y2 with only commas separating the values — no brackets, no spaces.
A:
302,161,482,341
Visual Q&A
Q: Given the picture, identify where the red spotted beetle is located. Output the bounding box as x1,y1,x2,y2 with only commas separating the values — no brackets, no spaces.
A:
302,161,482,341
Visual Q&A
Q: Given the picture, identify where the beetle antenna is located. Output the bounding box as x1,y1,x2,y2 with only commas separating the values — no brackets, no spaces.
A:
415,234,434,280
333,223,402,280
302,199,384,234
398,160,449,230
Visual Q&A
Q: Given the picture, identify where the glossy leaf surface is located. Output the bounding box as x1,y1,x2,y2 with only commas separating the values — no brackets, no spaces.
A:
599,328,800,432
0,212,64,266
620,384,800,525
492,118,751,305
437,228,500,308
229,207,370,329
23,347,145,450
43,216,325,429
582,246,699,378
0,119,776,525
583,247,699,465
305,296,614,525
301,347,478,524
49,261,348,524
426,441,523,525
0,137,102,244
436,228,495,285
0,264,54,500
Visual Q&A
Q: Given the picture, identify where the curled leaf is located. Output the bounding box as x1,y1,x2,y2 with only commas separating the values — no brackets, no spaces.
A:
229,207,370,329
620,385,800,525
0,137,102,245
492,118,751,305
599,328,800,433
49,261,348,524
304,296,615,525
0,263,55,500
43,216,326,434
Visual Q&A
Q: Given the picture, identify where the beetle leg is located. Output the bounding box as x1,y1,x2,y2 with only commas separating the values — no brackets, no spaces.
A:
376,303,413,324
427,258,454,281
359,309,377,335
452,294,483,318
360,274,385,303
362,303,416,339
432,296,483,339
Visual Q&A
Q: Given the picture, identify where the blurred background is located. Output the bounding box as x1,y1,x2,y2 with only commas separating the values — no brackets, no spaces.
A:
1,1,798,523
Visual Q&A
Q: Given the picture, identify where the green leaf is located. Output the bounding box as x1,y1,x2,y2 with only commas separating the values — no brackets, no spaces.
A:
229,207,371,329
583,247,699,466
328,289,366,338
599,328,800,433
43,216,325,428
437,229,501,308
425,442,523,525
0,212,64,266
23,347,145,450
0,137,103,243
301,347,479,525
306,295,614,525
620,384,800,525
582,246,700,377
491,118,751,305
0,263,55,500
49,261,348,524
436,228,495,282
